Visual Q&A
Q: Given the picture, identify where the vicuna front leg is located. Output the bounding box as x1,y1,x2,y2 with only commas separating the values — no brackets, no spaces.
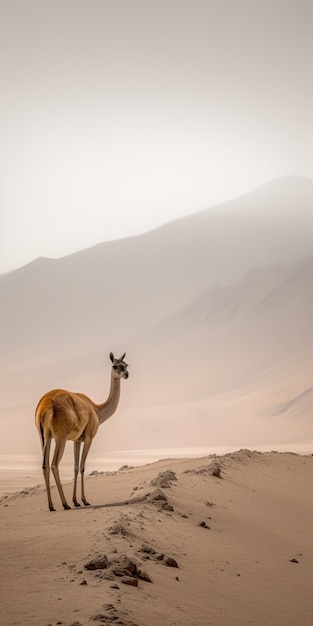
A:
73,439,92,506
80,439,93,506
51,438,71,510
73,442,81,507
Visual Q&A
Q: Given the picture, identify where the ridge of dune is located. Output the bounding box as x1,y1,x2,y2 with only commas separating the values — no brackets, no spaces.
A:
1,450,313,626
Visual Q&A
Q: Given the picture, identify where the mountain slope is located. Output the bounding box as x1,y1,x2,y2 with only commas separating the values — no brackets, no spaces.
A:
1,175,313,368
127,253,313,400
2,253,313,454
1,176,313,453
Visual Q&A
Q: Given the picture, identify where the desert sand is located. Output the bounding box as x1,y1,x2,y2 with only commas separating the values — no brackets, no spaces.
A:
1,450,313,626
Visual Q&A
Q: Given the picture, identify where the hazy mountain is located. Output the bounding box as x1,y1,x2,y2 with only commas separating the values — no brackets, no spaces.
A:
132,255,313,399
1,175,313,454
1,175,313,367
112,255,313,449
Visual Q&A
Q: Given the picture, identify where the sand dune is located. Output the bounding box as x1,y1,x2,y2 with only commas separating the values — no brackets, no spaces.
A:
1,450,313,625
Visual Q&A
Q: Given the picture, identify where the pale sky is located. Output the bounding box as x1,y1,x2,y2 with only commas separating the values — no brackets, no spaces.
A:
1,0,312,272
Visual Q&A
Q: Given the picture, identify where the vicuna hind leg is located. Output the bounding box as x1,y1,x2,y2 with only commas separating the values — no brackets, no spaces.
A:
42,437,55,511
51,438,71,510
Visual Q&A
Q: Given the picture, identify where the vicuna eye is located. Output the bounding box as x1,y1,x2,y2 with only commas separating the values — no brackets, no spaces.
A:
113,365,118,370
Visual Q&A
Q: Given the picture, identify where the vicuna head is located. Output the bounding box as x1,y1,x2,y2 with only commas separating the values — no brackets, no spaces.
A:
110,352,129,379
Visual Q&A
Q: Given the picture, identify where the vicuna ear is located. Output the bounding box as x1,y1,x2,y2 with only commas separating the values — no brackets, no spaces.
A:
121,352,126,361
110,352,114,363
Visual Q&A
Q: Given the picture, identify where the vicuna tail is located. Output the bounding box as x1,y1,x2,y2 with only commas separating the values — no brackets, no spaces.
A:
35,400,53,450
39,422,45,448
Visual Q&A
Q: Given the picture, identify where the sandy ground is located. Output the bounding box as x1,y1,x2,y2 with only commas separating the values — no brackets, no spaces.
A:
1,450,313,626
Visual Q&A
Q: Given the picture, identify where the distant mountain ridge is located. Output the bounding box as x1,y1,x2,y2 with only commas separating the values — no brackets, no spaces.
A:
1,175,313,364
168,255,313,327
130,252,313,402
1,175,313,453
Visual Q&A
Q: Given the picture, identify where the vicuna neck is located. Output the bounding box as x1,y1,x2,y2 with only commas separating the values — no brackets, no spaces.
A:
97,373,121,425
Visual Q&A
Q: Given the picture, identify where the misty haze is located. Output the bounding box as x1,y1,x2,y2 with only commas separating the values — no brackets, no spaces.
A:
2,2,313,624
1,176,313,460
